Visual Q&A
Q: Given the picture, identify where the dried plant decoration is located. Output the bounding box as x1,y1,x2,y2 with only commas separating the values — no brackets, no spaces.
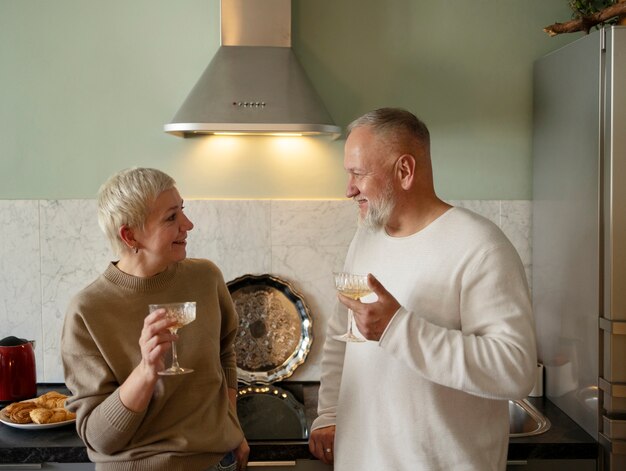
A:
544,0,626,36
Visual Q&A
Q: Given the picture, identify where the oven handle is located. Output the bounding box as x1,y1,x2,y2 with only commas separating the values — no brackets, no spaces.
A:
247,461,297,467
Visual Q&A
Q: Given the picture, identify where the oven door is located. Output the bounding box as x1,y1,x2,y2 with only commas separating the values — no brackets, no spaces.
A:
237,383,308,441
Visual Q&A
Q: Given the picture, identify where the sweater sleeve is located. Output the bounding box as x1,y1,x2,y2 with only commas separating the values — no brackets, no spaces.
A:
62,308,148,455
310,302,347,431
379,243,537,400
216,273,239,390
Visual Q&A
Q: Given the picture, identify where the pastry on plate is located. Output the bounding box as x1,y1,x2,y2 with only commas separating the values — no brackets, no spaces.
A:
30,407,75,424
7,401,38,424
1,391,74,425
34,391,68,409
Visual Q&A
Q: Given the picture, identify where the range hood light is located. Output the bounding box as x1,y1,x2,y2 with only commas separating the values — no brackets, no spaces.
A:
213,132,304,137
165,0,341,139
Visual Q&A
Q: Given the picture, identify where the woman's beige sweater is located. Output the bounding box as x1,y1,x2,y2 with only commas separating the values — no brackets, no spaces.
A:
62,258,244,471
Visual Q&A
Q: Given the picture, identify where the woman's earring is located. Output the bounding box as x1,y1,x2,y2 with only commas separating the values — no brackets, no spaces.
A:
134,246,139,254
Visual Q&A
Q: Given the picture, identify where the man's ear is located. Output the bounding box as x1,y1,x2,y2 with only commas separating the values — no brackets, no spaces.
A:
397,154,415,190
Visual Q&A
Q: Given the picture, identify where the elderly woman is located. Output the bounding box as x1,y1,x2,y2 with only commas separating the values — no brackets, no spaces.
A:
61,167,249,471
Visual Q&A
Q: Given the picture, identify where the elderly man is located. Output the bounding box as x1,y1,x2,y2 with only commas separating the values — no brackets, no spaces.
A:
309,108,536,471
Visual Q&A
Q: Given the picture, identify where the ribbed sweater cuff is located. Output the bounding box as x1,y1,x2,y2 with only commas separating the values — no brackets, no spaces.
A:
311,414,336,432
378,306,407,347
101,389,144,432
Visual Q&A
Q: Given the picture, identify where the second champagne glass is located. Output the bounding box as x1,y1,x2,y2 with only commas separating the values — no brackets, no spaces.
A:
149,301,196,375
333,272,372,343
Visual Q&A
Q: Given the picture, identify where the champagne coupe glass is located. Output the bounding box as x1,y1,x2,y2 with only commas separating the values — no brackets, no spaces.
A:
333,272,372,343
149,301,196,375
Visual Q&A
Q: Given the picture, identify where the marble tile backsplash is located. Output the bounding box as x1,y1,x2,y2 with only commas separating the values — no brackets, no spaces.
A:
0,199,531,383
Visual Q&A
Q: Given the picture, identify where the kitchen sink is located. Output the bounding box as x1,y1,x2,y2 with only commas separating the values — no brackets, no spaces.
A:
509,399,551,437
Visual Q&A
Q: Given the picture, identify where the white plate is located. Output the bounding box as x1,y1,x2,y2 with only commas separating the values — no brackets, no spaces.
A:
0,399,76,429
0,415,76,429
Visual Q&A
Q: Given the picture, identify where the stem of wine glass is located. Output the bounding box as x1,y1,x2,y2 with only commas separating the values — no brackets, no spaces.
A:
170,340,180,370
347,309,355,336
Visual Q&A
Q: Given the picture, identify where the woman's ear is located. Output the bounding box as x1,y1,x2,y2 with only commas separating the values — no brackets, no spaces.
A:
119,225,137,251
397,154,415,190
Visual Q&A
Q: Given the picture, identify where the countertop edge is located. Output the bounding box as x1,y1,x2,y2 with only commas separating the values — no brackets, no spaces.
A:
0,384,599,464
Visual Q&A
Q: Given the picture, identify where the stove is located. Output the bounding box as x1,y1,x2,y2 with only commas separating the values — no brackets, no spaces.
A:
236,383,308,441
227,274,314,442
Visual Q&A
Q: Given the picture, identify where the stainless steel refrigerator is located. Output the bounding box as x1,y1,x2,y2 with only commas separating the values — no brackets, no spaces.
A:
533,26,626,470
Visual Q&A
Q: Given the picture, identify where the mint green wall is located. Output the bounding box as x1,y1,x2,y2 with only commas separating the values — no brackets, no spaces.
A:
0,0,576,200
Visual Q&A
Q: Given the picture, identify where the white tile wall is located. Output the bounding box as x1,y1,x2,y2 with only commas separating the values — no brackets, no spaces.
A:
0,201,42,375
0,199,531,383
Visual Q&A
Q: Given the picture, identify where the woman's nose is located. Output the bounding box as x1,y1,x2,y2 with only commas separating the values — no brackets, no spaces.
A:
183,213,194,231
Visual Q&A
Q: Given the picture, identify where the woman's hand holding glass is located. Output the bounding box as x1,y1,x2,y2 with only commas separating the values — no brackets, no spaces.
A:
148,302,196,375
139,308,180,379
118,308,180,413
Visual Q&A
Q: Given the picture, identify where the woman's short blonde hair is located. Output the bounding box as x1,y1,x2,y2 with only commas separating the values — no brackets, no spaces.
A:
97,167,176,255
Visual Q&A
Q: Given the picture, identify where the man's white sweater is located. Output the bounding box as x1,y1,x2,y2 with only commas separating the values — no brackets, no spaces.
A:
312,207,537,471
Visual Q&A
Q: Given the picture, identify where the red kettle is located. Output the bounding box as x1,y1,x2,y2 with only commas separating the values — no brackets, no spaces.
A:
0,336,37,402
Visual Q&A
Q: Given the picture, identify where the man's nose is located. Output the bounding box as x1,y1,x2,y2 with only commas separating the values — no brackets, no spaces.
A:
346,176,358,198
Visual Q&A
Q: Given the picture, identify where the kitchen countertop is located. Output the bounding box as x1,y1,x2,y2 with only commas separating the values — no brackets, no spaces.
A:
0,384,598,465
508,396,598,461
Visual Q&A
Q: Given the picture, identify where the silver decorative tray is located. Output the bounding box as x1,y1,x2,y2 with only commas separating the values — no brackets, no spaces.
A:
227,274,313,384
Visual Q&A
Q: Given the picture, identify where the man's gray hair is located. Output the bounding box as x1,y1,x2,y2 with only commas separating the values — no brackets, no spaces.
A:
346,107,430,148
97,167,176,255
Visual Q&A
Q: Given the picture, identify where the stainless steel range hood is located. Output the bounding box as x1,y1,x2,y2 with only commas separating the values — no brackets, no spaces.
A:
164,0,341,139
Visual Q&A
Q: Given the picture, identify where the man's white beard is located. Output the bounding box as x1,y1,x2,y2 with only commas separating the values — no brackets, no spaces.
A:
358,182,395,231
